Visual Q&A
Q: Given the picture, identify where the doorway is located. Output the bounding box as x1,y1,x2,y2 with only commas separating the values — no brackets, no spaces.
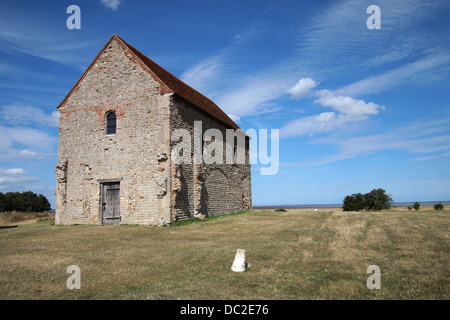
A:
101,182,120,225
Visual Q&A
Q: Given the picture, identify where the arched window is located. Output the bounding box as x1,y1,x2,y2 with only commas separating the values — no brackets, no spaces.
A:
105,111,116,135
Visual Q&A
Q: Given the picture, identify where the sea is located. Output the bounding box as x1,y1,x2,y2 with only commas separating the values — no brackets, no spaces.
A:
253,201,450,209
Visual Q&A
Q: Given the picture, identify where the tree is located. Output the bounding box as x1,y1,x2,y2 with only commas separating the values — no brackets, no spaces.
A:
364,188,393,211
342,188,393,212
343,193,365,211
0,191,51,212
21,191,37,212
0,192,5,212
36,194,51,212
413,202,420,211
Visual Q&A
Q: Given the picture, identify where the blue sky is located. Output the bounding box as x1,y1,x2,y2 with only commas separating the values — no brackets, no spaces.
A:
1,0,449,208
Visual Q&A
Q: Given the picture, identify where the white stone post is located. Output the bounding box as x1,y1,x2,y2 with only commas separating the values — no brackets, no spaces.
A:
231,249,247,272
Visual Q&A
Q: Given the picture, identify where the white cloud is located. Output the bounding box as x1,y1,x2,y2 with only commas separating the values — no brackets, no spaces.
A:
0,125,55,161
315,90,384,119
18,150,40,159
0,167,40,190
1,105,59,127
0,168,25,175
100,0,121,11
178,0,448,125
0,176,40,189
48,111,60,127
4,127,54,149
287,78,318,99
280,88,385,138
0,105,56,162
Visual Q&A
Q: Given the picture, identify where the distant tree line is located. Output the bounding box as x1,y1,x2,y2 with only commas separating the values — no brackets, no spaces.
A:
0,191,51,212
343,188,393,211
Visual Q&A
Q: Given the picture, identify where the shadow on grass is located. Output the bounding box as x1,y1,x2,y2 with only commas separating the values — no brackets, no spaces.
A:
168,210,251,227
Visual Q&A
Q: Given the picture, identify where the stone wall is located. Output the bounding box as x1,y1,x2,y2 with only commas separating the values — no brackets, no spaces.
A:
56,38,172,225
169,96,252,221
55,36,252,226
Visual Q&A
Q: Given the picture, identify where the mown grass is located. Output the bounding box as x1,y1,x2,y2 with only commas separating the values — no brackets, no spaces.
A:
0,208,448,300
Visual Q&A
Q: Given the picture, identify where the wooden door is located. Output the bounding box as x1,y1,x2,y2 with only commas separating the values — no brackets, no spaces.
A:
101,182,120,225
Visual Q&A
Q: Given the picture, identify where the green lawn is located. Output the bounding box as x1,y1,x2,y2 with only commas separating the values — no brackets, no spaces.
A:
0,208,448,299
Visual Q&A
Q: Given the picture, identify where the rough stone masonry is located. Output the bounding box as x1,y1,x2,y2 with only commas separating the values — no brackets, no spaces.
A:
55,34,252,226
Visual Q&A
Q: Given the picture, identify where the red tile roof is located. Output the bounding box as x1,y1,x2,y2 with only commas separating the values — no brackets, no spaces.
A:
58,34,240,130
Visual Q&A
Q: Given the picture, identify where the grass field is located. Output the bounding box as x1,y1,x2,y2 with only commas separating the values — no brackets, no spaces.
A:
0,207,448,300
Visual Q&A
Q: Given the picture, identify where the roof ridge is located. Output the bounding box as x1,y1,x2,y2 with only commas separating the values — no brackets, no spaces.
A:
58,34,240,131
112,34,173,95
114,35,240,130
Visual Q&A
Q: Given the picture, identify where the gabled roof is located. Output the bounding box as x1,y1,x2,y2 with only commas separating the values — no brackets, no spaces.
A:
58,34,240,130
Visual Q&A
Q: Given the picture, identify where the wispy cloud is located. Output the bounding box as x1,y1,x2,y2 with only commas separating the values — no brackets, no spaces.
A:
337,52,450,97
1,105,59,127
180,20,266,92
179,0,450,124
301,118,450,166
412,152,450,162
0,28,96,68
0,168,25,175
215,77,291,121
0,104,58,162
0,125,56,161
294,0,449,73
0,62,16,75
0,167,41,190
280,112,345,138
100,0,121,11
179,18,291,120
180,57,222,95
12,40,94,67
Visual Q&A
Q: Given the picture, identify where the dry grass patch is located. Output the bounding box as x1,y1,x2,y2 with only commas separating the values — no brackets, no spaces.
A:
0,209,448,299
0,211,54,226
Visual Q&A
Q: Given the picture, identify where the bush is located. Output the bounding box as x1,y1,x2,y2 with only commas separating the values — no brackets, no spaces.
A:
343,193,365,211
407,206,412,211
343,188,393,212
434,203,444,211
364,188,393,211
413,202,420,211
0,191,51,212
